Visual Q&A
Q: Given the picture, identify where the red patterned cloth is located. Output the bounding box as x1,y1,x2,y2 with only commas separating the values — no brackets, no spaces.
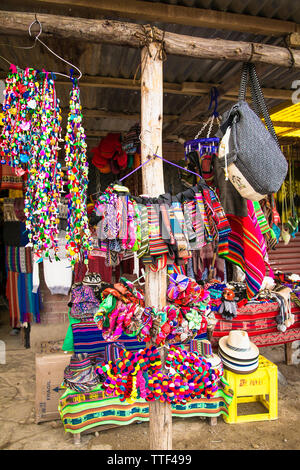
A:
212,302,300,347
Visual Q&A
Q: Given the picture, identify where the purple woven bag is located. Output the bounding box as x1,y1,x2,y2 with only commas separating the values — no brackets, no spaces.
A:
70,285,100,319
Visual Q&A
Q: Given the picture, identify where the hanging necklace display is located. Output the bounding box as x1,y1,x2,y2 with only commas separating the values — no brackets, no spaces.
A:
64,74,92,266
0,65,64,258
25,69,64,258
0,18,83,260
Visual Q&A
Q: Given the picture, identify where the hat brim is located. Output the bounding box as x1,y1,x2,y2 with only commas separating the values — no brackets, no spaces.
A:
219,334,259,361
218,347,259,364
220,354,259,373
222,364,259,375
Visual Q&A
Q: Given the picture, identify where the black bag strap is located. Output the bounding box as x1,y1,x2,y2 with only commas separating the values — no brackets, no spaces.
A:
238,62,279,147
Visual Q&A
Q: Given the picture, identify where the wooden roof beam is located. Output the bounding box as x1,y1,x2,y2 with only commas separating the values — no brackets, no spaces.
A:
27,0,300,37
0,11,300,69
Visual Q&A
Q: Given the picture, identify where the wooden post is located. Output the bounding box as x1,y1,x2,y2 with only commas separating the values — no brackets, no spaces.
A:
140,41,172,450
285,342,293,365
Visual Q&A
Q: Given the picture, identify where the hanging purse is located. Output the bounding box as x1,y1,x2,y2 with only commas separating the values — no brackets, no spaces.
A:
217,62,288,201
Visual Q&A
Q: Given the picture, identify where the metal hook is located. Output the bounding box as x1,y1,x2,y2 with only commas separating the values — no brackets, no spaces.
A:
28,15,82,81
28,16,43,42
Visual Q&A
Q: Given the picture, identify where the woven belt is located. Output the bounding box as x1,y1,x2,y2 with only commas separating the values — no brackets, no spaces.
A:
137,204,149,258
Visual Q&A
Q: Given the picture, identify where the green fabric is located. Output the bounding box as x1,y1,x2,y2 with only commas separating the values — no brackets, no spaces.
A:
62,309,81,352
58,385,234,434
94,294,117,328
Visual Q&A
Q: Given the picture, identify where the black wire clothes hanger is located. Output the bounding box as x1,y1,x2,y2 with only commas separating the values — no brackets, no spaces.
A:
0,15,82,80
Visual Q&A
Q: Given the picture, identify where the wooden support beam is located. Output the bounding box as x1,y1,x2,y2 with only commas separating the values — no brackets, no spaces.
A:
26,0,300,37
62,108,209,128
1,11,300,69
141,41,172,451
0,71,291,103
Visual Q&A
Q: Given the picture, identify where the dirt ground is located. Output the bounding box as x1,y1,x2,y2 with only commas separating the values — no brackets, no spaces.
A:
1,308,300,451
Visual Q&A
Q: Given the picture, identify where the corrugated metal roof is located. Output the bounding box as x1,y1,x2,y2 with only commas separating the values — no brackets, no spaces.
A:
145,0,300,23
269,102,300,139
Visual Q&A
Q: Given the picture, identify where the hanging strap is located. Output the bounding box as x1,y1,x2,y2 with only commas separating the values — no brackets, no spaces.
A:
137,204,149,258
239,62,279,147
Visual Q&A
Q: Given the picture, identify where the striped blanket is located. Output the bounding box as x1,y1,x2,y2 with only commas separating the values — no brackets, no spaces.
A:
58,383,234,434
6,271,40,327
5,246,32,273
71,320,207,355
221,201,266,300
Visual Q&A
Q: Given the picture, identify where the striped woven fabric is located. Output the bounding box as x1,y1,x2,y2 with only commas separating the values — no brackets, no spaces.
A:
167,263,186,276
253,201,270,235
6,271,40,327
72,321,148,354
117,195,128,246
71,320,207,355
160,203,175,245
204,188,231,256
170,202,191,258
182,201,197,245
62,353,102,392
195,193,212,242
58,384,234,434
222,202,266,300
5,246,32,273
17,273,40,324
146,204,169,257
137,204,149,258
184,200,205,250
6,271,20,328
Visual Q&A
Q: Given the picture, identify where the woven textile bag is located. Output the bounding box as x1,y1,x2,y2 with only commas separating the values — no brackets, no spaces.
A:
217,63,288,201
70,285,100,319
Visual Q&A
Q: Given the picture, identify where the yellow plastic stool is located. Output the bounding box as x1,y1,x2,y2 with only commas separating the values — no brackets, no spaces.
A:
223,355,278,424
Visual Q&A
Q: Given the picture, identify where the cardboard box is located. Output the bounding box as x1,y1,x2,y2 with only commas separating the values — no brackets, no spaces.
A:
35,352,72,423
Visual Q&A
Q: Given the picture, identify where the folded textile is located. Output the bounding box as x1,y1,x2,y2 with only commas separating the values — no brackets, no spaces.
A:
0,160,24,191
58,383,233,434
5,246,32,273
62,353,102,392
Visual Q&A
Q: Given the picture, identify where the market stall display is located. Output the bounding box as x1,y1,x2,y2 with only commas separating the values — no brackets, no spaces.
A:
0,11,299,452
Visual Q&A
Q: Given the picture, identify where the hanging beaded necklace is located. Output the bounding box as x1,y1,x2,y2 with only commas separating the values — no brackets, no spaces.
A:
64,78,92,265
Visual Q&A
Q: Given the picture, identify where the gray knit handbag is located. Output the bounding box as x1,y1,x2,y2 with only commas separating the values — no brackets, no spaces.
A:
217,63,288,198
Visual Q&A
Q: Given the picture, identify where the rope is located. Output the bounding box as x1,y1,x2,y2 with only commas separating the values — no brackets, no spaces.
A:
284,35,296,70
133,24,167,84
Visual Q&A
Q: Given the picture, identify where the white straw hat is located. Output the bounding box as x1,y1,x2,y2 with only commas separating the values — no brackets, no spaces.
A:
218,330,259,361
